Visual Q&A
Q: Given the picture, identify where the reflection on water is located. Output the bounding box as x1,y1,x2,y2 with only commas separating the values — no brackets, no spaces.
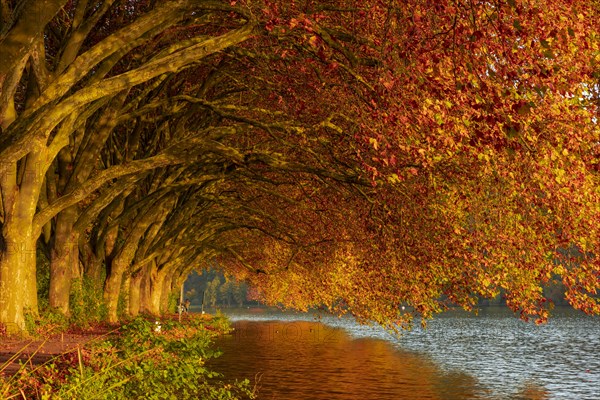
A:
208,307,599,399
211,320,481,399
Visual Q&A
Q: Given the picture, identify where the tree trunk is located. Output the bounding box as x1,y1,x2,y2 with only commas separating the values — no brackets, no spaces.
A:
138,263,151,314
128,271,142,317
0,150,47,332
160,272,173,314
81,241,105,286
121,273,131,318
103,257,128,323
0,229,36,333
147,263,165,316
49,206,79,314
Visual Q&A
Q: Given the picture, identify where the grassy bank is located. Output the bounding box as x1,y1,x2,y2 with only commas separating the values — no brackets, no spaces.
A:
1,314,256,399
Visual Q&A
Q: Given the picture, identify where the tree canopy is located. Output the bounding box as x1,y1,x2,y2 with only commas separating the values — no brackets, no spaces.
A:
0,0,598,332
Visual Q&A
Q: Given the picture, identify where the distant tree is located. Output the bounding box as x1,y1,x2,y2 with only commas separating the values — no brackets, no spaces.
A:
205,276,221,308
233,282,247,307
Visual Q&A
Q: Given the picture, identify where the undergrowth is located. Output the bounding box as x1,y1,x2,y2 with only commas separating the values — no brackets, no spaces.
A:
0,315,256,399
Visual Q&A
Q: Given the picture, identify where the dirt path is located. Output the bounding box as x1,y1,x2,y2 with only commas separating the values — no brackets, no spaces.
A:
0,328,112,377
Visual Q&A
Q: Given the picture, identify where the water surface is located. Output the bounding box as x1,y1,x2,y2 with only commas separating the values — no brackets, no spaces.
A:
208,307,599,399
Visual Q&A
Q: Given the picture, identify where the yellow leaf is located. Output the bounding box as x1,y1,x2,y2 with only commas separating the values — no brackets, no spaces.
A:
369,137,379,150
387,174,402,184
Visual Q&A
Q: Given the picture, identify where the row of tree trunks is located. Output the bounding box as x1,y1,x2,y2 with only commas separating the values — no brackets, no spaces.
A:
0,0,257,331
124,259,187,319
47,90,129,315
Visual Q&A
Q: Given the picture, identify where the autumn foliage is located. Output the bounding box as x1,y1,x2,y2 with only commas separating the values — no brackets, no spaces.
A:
219,0,600,326
0,0,598,330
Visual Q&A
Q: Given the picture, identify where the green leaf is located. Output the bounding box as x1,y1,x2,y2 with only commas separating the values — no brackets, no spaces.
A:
513,19,522,31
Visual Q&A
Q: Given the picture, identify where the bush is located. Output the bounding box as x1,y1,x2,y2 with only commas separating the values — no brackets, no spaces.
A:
1,316,256,399
70,277,108,327
24,308,70,338
167,291,180,314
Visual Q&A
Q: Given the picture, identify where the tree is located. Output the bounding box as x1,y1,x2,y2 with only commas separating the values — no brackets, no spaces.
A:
0,0,598,333
205,276,221,308
0,0,256,330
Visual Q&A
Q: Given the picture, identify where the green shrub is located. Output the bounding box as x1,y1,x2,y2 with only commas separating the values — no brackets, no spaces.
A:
211,310,233,333
24,307,69,338
70,277,108,327
116,286,128,321
1,316,256,399
167,291,180,314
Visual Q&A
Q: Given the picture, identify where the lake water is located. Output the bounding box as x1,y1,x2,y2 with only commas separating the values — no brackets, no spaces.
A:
207,307,599,399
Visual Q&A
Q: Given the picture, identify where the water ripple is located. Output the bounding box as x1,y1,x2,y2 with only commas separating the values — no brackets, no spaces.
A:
212,307,599,399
